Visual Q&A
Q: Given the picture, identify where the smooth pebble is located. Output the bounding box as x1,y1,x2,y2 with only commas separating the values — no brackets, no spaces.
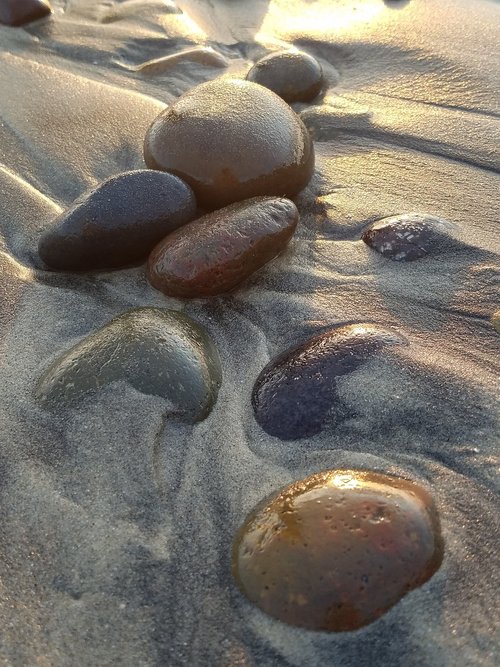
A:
38,171,196,271
246,49,324,103
252,323,406,439
362,213,456,261
35,307,222,422
143,78,314,209
0,0,51,25
233,469,444,632
147,196,299,298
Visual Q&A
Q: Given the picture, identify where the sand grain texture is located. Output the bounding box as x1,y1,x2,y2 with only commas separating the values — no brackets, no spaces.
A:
0,0,499,665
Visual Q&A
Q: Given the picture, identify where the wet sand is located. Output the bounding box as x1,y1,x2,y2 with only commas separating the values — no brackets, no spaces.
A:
0,0,499,665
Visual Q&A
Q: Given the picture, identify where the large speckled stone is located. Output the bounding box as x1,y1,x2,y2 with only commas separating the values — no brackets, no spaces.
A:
0,0,51,26
147,196,299,298
252,323,406,439
246,50,324,103
35,308,222,422
362,213,456,261
143,78,314,210
233,469,444,632
38,171,196,271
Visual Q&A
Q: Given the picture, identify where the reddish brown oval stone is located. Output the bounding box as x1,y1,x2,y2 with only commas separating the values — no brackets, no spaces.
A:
147,196,299,298
0,0,51,26
246,50,324,103
143,78,314,210
233,469,444,632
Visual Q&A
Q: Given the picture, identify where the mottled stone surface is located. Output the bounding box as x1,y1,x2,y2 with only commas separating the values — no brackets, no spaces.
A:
246,50,324,103
147,196,299,298
362,213,456,261
252,324,406,439
233,469,444,632
35,308,222,421
0,0,51,26
143,78,314,209
38,171,196,271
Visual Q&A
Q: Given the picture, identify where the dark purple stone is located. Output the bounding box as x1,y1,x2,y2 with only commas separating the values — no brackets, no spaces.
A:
252,324,406,440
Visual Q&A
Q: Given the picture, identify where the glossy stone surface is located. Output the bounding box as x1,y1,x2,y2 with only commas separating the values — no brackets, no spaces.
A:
233,469,444,632
38,170,196,271
0,0,51,26
35,308,222,421
246,50,324,103
147,196,299,298
362,213,456,261
252,324,406,440
143,78,314,210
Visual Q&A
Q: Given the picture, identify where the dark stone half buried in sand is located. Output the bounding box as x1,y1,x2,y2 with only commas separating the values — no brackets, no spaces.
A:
362,213,457,261
38,170,197,271
143,78,315,210
246,49,324,103
252,323,406,440
147,196,299,298
35,308,222,422
0,0,51,26
232,469,444,632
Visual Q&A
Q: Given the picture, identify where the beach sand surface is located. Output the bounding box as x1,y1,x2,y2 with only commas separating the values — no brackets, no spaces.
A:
0,0,499,665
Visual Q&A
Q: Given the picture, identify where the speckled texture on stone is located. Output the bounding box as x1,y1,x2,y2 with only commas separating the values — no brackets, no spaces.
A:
362,214,457,261
0,0,499,665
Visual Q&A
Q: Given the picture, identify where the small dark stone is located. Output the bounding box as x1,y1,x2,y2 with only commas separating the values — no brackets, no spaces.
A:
147,196,299,298
246,49,324,103
252,323,406,439
0,0,51,25
143,78,314,210
362,213,456,261
233,469,444,632
35,308,222,422
38,170,196,271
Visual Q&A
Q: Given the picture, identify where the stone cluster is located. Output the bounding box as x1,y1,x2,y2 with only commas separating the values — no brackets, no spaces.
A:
29,52,447,632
